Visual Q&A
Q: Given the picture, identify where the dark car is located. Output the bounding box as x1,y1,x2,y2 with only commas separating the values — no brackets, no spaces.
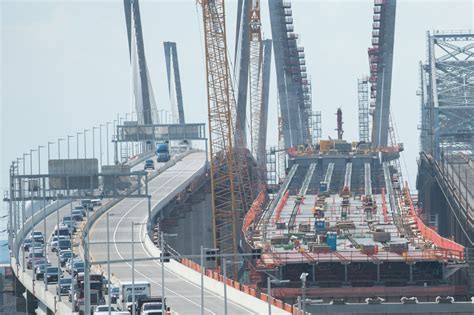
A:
35,263,51,280
59,250,74,266
23,239,33,251
57,276,73,295
71,210,83,221
57,239,72,252
144,159,155,170
44,266,60,284
109,286,120,304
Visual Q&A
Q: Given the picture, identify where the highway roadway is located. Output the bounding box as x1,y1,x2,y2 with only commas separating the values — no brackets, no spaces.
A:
89,152,262,314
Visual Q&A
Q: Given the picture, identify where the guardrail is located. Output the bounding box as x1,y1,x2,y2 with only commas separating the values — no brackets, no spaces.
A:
9,149,160,314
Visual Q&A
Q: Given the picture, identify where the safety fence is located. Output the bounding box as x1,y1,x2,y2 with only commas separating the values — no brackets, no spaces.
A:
180,258,299,314
275,190,290,222
242,191,267,233
403,185,464,260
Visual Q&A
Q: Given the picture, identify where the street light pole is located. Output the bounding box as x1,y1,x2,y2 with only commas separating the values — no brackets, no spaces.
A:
76,132,83,159
84,129,89,159
223,258,228,315
267,276,272,315
99,124,104,167
58,138,64,159
160,232,176,315
67,135,74,160
93,126,98,159
131,222,136,315
200,245,204,315
107,213,111,315
106,122,111,165
300,272,308,315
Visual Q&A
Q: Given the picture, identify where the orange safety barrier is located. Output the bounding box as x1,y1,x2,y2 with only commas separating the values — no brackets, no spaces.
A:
404,184,464,259
275,190,290,222
260,293,269,302
242,191,266,233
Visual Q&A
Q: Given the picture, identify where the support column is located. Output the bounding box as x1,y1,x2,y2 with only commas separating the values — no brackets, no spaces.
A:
374,261,383,285
407,261,416,285
342,262,350,285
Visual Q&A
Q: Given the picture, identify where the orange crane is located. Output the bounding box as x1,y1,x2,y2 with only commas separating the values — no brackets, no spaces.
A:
199,0,253,278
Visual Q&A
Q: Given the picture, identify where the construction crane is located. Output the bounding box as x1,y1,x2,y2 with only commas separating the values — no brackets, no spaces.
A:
199,0,253,278
249,0,271,189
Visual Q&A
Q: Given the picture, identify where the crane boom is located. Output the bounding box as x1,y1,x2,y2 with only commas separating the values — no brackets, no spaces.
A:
199,0,253,278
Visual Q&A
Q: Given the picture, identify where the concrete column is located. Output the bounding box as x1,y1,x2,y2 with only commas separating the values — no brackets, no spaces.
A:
342,262,350,285
407,261,416,284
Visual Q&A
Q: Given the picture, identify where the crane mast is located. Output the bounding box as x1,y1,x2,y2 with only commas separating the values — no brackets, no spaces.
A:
199,0,253,278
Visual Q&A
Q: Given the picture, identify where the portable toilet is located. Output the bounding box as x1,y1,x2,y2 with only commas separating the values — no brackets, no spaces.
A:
326,232,337,251
315,220,326,233
319,182,328,194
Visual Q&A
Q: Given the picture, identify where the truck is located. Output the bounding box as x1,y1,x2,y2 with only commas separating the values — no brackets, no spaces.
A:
137,296,170,315
71,273,105,315
155,142,170,163
117,281,151,312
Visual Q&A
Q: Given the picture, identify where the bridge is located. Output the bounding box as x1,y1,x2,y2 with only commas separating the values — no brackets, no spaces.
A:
416,30,474,293
3,1,473,314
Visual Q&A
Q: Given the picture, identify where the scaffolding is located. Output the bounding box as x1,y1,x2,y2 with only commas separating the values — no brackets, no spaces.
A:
358,77,370,142
310,111,322,144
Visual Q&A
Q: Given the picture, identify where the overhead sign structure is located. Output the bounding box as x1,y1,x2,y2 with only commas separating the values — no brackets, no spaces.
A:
101,165,132,192
48,159,99,190
116,123,206,142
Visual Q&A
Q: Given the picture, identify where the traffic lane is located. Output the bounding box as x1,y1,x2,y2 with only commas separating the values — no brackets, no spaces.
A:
90,154,256,314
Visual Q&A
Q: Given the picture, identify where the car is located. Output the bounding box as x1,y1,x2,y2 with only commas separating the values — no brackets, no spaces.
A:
59,250,74,266
94,305,116,314
51,236,69,251
53,224,73,236
23,239,33,251
74,206,87,216
81,199,94,210
67,260,85,275
62,216,76,229
57,276,73,295
44,266,60,284
71,210,83,221
26,252,44,269
91,199,102,207
35,262,52,280
56,239,72,252
144,159,155,170
28,243,44,253
28,256,48,270
30,231,45,244
109,286,120,304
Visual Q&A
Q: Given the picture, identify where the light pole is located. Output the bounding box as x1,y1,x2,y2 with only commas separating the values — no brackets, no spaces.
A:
300,272,308,315
106,122,112,165
131,222,146,315
67,135,74,159
222,259,241,315
76,132,83,159
29,148,37,285
84,129,89,159
58,138,64,159
200,246,218,315
92,126,98,159
99,124,104,167
267,277,290,315
160,232,177,315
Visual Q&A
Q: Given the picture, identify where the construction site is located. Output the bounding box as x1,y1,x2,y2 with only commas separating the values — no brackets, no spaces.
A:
3,0,473,314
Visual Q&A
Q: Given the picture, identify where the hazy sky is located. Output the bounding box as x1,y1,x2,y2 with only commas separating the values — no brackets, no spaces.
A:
1,0,473,221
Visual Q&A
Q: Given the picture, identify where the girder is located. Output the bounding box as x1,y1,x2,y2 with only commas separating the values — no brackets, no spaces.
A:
420,30,474,159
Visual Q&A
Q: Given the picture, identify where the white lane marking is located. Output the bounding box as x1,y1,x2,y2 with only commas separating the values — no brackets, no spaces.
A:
109,159,217,315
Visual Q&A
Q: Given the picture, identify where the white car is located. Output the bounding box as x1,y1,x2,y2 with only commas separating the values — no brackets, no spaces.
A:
93,305,116,315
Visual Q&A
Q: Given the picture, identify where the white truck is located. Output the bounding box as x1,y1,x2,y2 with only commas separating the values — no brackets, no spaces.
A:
117,281,151,312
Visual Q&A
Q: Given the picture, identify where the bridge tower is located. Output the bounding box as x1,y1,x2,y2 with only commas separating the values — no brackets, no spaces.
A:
164,41,185,124
248,0,272,188
269,0,312,149
124,0,159,124
368,0,397,148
